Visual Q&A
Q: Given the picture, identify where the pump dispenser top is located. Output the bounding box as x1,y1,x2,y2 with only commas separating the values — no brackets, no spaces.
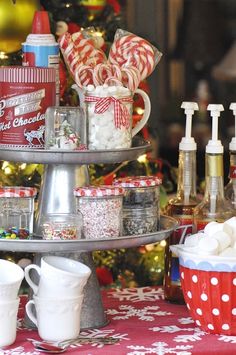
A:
179,102,199,151
206,104,224,154
229,103,236,151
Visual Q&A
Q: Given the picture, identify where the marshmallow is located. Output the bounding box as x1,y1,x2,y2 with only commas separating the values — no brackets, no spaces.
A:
210,231,231,252
224,217,236,241
219,247,236,257
198,236,219,255
204,221,233,238
184,233,204,247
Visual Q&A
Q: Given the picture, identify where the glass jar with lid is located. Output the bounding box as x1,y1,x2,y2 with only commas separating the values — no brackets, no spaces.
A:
113,176,162,235
41,213,83,240
74,185,124,239
0,186,37,239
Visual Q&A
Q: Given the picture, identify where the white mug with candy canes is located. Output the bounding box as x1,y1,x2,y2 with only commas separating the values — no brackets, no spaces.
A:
58,28,162,150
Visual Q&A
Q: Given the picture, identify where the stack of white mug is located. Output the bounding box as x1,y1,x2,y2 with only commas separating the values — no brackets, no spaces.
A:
25,255,91,342
0,259,24,347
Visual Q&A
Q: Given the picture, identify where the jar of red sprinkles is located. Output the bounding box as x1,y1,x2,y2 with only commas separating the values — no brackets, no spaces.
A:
0,66,56,149
74,185,124,239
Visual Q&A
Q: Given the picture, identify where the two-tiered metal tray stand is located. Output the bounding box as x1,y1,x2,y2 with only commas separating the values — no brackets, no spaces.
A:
0,137,177,329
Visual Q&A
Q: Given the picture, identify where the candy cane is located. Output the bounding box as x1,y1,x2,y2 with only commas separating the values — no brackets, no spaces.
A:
93,64,113,86
74,64,94,88
121,66,141,92
108,34,156,81
72,32,106,66
110,64,123,82
104,77,123,87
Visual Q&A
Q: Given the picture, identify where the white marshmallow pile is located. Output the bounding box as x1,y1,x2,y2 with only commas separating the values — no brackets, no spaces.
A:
184,217,236,257
86,84,132,150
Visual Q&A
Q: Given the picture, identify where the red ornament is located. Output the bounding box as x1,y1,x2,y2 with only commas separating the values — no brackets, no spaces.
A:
67,22,81,34
107,0,121,14
96,266,113,286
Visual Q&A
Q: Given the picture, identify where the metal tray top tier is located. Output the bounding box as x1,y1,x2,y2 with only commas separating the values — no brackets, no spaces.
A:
0,137,151,165
0,216,177,253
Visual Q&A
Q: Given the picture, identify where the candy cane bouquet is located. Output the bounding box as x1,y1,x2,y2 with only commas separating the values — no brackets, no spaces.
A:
58,28,162,150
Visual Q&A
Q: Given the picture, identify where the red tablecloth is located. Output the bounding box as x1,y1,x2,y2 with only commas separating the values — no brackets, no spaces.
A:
2,287,236,355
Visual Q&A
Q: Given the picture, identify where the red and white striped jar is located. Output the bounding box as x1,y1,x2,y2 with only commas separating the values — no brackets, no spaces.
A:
0,66,56,149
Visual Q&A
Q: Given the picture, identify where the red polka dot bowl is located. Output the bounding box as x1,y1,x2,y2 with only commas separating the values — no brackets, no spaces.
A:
171,244,236,335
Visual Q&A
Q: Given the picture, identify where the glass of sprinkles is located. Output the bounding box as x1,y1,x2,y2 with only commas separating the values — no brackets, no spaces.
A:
113,176,162,236
74,185,124,239
41,213,82,240
0,186,37,239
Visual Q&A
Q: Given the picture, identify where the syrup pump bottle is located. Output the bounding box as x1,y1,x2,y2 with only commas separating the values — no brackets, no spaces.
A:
193,104,234,231
164,101,199,304
225,103,236,208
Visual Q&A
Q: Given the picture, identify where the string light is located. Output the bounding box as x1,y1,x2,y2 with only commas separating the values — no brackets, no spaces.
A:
20,163,27,170
0,52,8,60
2,161,9,170
137,154,147,163
136,107,145,115
4,167,12,175
160,240,166,247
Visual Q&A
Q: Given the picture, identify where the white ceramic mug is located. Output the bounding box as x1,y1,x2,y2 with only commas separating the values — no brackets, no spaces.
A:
26,295,83,342
0,259,24,300
0,298,20,347
24,256,91,298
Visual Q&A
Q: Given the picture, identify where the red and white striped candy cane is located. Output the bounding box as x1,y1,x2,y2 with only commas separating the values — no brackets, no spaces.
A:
110,64,123,82
108,34,155,81
121,66,141,92
93,63,113,86
74,64,94,88
72,32,106,66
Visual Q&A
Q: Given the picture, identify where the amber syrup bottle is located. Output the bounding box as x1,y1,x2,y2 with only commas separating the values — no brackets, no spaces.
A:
225,103,236,209
193,104,234,232
164,102,199,304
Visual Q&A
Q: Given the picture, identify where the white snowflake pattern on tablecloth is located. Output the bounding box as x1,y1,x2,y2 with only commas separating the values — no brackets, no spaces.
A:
217,335,236,343
108,287,164,302
126,341,193,355
149,325,197,333
178,317,194,325
150,316,236,347
174,332,206,343
106,304,172,321
0,347,40,355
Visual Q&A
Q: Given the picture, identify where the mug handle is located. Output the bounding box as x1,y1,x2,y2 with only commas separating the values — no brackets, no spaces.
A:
24,264,41,295
25,300,38,327
131,88,151,137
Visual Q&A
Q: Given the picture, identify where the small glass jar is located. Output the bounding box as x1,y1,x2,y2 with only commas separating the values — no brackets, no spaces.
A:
0,186,37,239
74,185,124,239
41,213,82,240
123,207,158,235
113,176,162,235
45,106,87,150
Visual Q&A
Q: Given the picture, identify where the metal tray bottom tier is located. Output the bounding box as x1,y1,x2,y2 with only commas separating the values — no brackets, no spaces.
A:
0,216,177,253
